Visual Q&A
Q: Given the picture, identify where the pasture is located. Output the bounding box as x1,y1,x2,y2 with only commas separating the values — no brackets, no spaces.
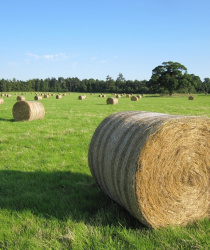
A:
0,92,209,249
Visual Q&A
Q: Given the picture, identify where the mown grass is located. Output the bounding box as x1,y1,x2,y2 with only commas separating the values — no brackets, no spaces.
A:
0,92,209,249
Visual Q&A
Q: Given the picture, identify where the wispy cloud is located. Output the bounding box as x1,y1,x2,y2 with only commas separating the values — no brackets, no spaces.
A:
90,56,97,62
26,52,68,60
99,59,110,64
72,62,78,68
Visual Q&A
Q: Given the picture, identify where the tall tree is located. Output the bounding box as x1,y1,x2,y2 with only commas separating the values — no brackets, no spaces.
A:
150,61,187,95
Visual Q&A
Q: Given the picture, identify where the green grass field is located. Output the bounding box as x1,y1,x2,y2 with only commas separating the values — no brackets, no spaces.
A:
0,92,209,249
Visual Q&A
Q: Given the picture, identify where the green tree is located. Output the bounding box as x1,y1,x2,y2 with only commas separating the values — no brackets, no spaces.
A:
150,61,187,95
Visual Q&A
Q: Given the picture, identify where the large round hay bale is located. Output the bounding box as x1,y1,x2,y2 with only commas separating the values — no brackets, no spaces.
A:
88,111,210,228
131,96,138,101
1,93,5,97
106,97,118,105
78,95,86,100
0,98,4,104
17,96,26,101
188,96,194,100
56,95,62,99
34,96,42,100
12,101,45,121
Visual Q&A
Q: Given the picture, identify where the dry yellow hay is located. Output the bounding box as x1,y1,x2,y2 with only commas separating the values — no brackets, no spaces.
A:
88,111,210,228
0,98,4,104
1,93,5,97
188,96,194,100
12,101,45,122
17,96,26,101
56,95,62,99
98,94,102,97
7,94,12,98
78,95,86,100
44,94,49,98
106,97,118,105
34,96,42,100
131,96,138,101
102,94,106,97
63,93,66,96
126,94,131,98
116,94,121,98
137,95,142,99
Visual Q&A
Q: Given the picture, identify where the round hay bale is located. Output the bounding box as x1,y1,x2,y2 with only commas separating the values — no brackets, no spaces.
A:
136,95,142,99
126,94,131,98
188,96,194,100
34,96,42,101
116,94,121,98
12,101,45,122
56,95,62,99
63,93,66,96
98,94,102,97
44,94,49,98
131,96,138,101
78,95,86,100
0,98,4,104
102,94,106,97
106,97,118,105
17,96,26,101
88,111,210,228
7,94,12,98
1,93,5,97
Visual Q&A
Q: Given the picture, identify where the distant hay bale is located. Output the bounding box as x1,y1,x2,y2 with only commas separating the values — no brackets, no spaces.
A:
116,94,121,98
88,111,210,228
34,96,42,101
63,93,66,96
126,94,131,98
7,94,12,98
17,96,26,101
98,94,102,97
106,97,118,105
12,101,45,122
188,96,194,100
78,95,86,100
51,94,55,96
131,96,138,101
56,95,62,99
102,94,106,97
0,98,4,104
44,94,49,98
136,95,142,99
1,93,5,97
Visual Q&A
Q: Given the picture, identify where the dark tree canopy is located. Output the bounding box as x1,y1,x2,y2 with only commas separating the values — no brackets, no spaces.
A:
150,61,188,95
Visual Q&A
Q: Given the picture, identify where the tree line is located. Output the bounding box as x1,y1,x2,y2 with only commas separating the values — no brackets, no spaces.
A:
0,62,210,94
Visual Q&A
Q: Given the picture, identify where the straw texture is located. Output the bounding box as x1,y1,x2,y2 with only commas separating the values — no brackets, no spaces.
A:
106,97,118,105
56,95,62,99
12,101,45,121
131,96,138,101
78,95,86,100
88,111,210,228
17,96,26,101
0,98,4,104
34,96,42,100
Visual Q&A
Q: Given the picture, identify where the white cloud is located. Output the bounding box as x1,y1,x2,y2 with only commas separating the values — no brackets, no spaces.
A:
72,62,78,68
90,56,97,61
100,59,109,64
26,52,68,60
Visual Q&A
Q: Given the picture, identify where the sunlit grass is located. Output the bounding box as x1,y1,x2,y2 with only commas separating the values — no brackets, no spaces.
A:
0,92,209,249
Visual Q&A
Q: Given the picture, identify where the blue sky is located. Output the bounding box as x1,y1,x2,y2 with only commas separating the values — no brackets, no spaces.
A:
0,0,210,81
